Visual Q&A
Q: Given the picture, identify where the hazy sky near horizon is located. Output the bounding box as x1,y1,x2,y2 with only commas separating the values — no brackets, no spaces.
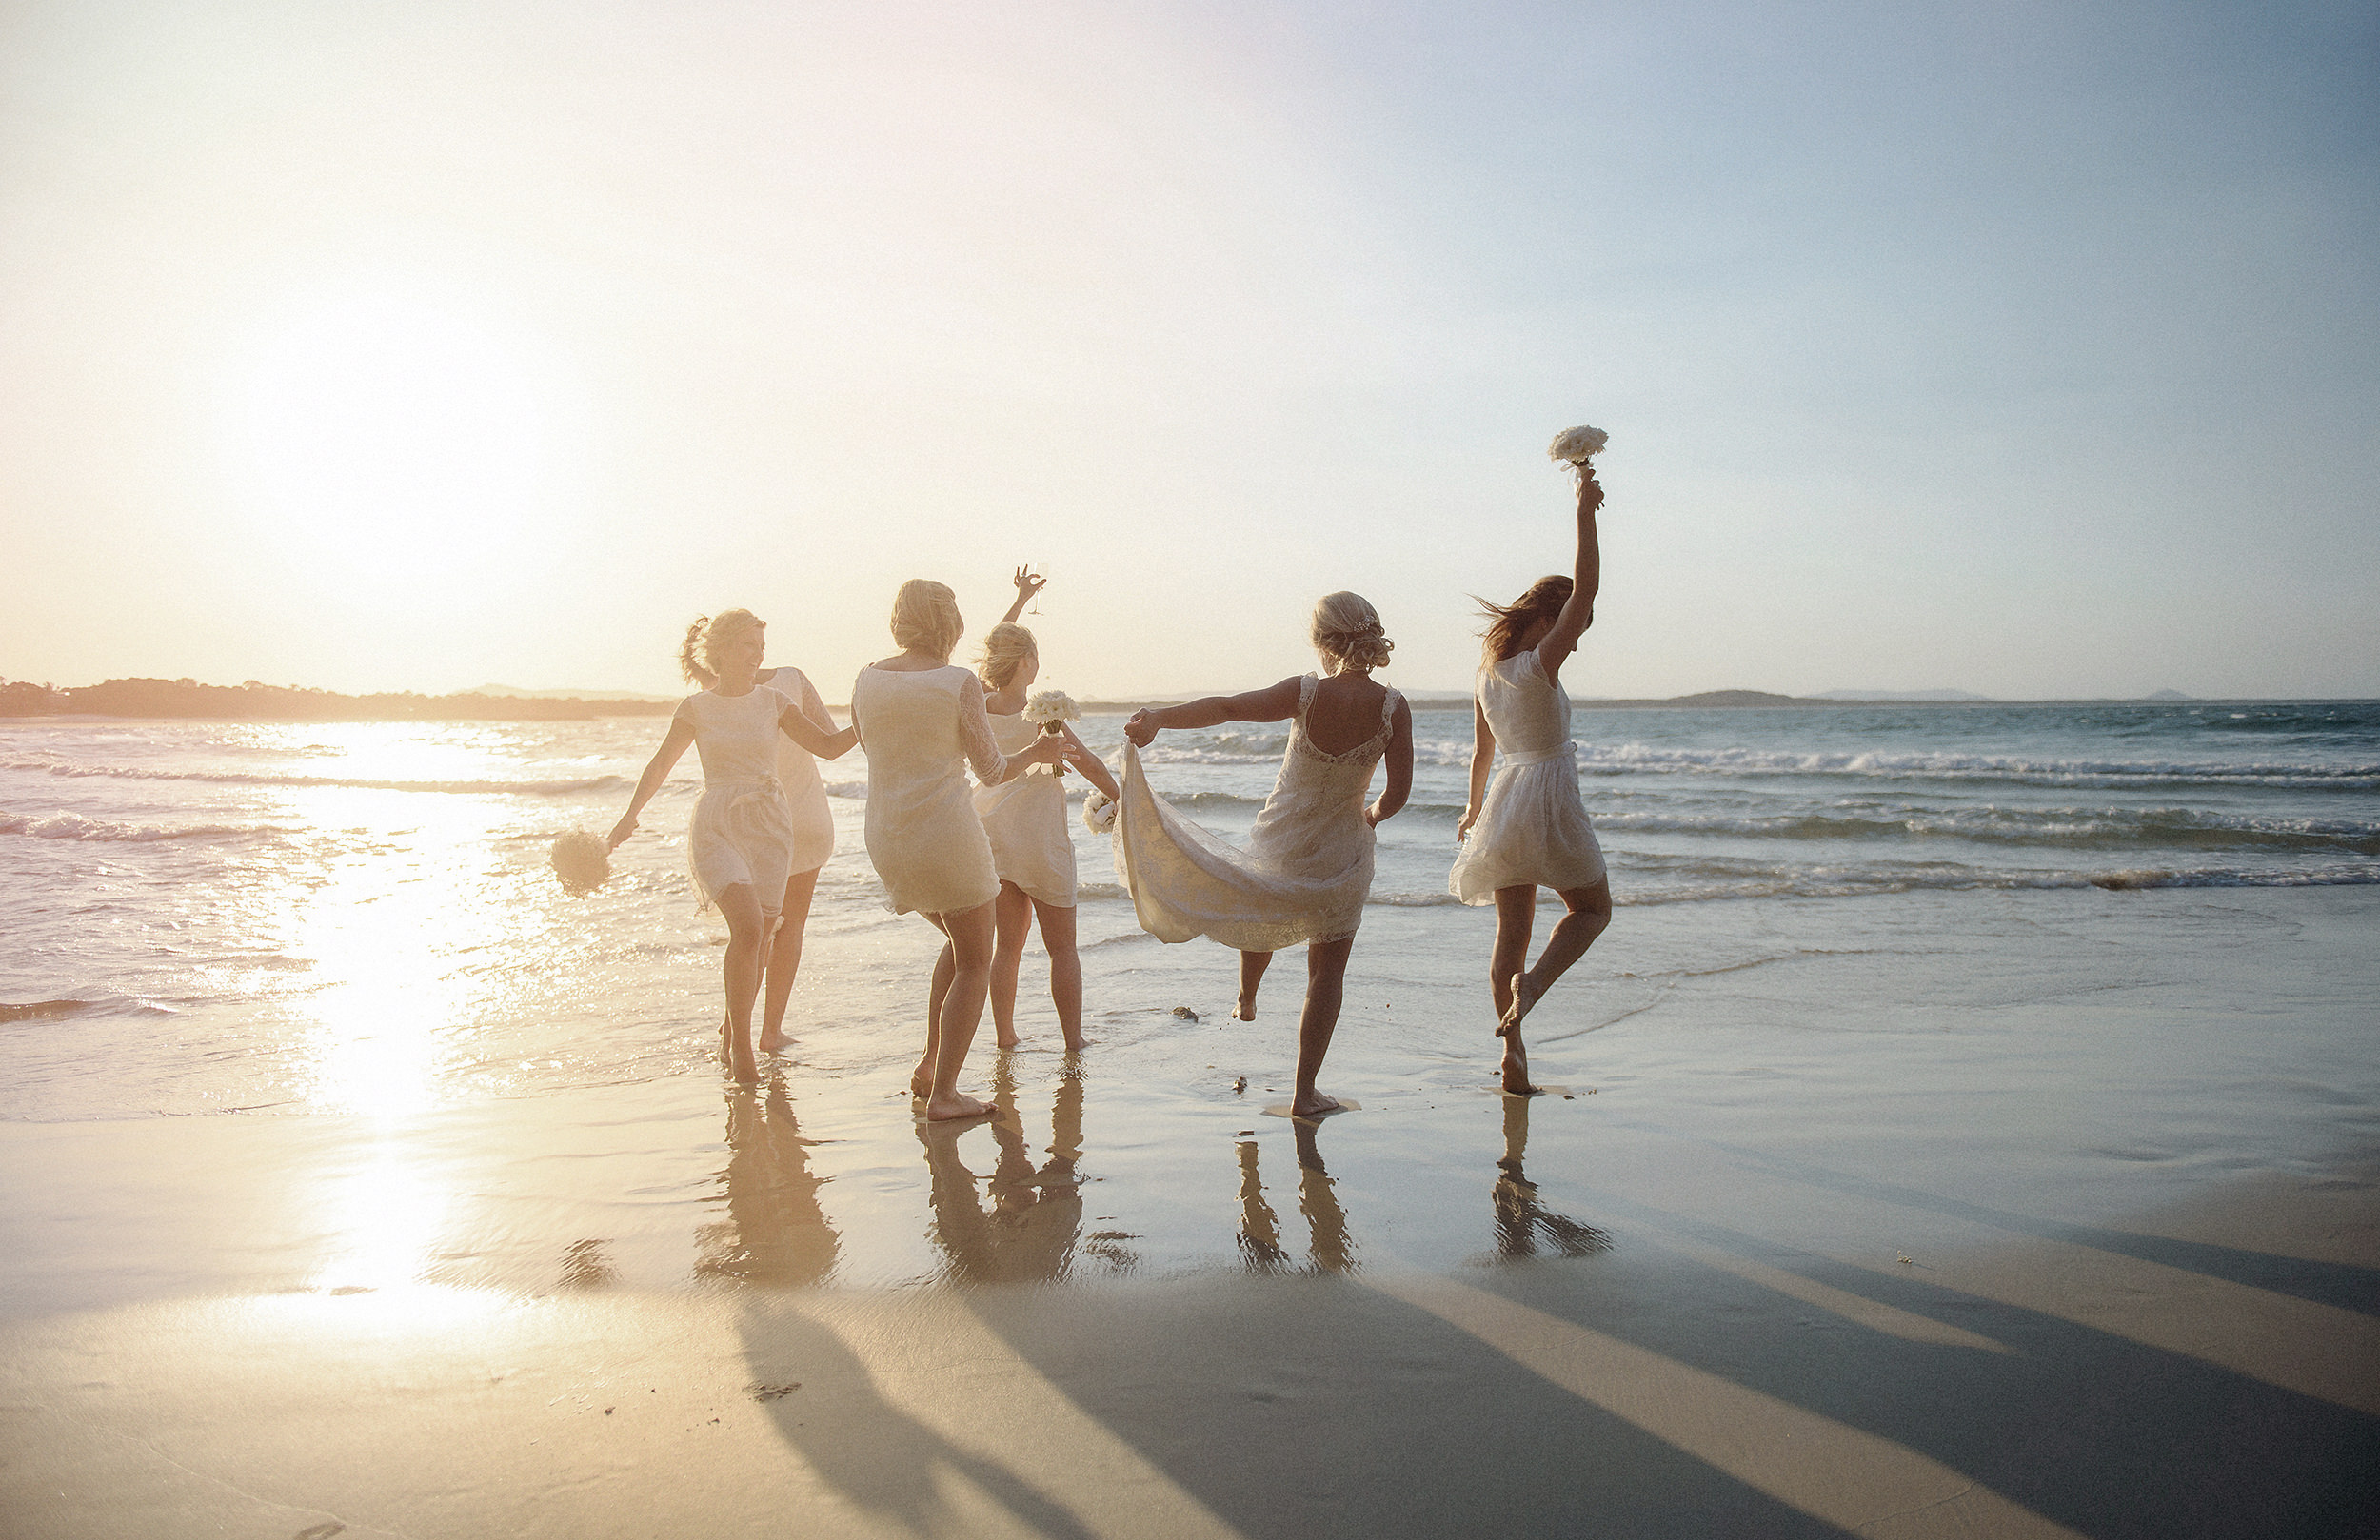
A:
3,0,2374,701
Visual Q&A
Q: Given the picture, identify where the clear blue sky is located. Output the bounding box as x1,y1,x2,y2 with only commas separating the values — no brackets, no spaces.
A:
3,0,2373,699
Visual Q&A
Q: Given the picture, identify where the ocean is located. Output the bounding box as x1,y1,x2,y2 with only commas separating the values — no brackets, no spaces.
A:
3,698,2376,1299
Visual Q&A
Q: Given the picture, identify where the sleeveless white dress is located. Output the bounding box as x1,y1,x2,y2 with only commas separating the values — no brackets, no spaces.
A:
675,685,801,918
757,665,835,876
850,664,1011,916
1116,675,1399,952
1448,649,1606,902
975,711,1076,907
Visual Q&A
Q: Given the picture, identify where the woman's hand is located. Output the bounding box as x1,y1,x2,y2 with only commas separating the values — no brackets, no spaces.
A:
1363,802,1386,829
1014,565,1047,604
1124,709,1158,747
1457,807,1478,842
606,813,639,851
1576,464,1605,516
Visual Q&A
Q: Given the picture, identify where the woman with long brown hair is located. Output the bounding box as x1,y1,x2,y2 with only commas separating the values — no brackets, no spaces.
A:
1449,464,1614,1094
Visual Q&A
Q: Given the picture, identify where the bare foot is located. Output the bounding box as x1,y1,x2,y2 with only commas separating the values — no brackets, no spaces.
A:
1231,996,1258,1022
1062,1032,1088,1054
757,1029,792,1055
1497,971,1542,1037
925,1091,996,1122
1500,1041,1539,1096
1291,1089,1341,1118
995,1030,1021,1051
909,1057,934,1100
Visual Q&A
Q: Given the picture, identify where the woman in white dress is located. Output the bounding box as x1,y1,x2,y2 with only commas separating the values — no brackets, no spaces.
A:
945,569,1121,1053
750,657,840,1055
1119,593,1414,1118
608,610,859,1082
1449,464,1614,1093
853,579,1066,1121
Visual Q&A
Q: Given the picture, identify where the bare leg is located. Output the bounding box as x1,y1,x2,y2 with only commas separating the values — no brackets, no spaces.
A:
1496,879,1614,1094
925,898,1000,1121
917,917,956,1100
1234,950,1273,1021
1292,937,1352,1117
1032,898,1085,1051
1490,886,1541,1093
715,884,769,1085
988,881,1032,1050
757,867,820,1054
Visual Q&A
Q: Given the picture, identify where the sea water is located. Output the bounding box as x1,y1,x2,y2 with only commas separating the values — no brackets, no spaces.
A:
2,700,2376,1296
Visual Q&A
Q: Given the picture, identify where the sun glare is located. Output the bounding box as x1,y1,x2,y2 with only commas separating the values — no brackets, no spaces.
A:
222,278,578,581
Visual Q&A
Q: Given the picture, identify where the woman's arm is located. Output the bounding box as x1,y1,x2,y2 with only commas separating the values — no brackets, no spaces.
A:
1002,565,1046,624
1535,464,1604,677
609,719,696,849
1058,724,1121,800
960,673,1063,785
1122,677,1302,745
1364,698,1414,827
1457,698,1496,841
777,699,859,760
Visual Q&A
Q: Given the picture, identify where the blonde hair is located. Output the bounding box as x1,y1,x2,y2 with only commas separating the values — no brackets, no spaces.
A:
889,579,963,661
977,622,1038,690
1310,591,1394,672
680,608,764,686
1477,576,1573,666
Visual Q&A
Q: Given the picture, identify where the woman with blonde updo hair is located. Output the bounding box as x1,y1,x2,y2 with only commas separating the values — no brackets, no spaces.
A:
610,608,859,1082
926,569,1121,1055
1449,462,1615,1094
852,573,1068,1121
1116,591,1414,1119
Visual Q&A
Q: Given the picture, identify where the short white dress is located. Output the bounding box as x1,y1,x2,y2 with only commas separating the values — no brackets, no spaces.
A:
1116,675,1400,952
975,711,1077,907
1448,649,1607,902
758,665,836,876
676,685,802,918
851,664,1012,916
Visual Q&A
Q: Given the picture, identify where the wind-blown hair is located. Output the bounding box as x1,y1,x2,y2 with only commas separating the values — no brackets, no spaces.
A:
681,608,765,686
977,622,1038,690
890,579,964,661
1310,591,1394,672
1476,576,1572,667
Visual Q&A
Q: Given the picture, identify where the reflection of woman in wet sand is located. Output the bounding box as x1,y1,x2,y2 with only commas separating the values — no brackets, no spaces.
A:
1119,594,1414,1119
610,610,859,1082
917,1058,1089,1284
697,1075,843,1286
853,580,1067,1121
1491,1095,1609,1260
1451,464,1615,1094
1234,1121,1357,1274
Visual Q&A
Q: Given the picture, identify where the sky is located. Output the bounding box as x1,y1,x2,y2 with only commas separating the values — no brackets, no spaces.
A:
2,0,2374,701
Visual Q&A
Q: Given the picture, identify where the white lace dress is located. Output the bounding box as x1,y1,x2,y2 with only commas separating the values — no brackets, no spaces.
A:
850,664,1013,916
758,665,835,877
975,711,1076,907
675,685,802,918
1116,675,1399,951
1448,648,1607,902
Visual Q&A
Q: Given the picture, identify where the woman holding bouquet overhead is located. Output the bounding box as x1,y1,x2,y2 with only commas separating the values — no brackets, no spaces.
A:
1450,435,1616,1094
927,567,1119,1053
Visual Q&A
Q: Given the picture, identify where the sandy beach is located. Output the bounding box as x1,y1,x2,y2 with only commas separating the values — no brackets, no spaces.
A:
6,887,2376,1539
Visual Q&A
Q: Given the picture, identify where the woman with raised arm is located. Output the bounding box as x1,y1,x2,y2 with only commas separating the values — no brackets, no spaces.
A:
608,609,860,1082
927,567,1122,1053
1449,462,1614,1094
853,579,1067,1121
1117,593,1414,1118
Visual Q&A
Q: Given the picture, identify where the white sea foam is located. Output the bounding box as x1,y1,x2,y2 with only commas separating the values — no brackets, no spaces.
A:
0,810,291,844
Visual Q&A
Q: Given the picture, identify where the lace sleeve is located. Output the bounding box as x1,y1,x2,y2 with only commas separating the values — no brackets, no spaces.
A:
957,672,1010,784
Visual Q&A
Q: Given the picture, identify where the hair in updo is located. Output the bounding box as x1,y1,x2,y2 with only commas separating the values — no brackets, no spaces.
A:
1477,576,1574,666
977,622,1038,690
680,608,764,686
889,579,964,661
1310,591,1394,672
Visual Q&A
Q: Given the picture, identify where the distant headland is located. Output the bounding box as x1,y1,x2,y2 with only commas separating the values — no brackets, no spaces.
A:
0,678,676,721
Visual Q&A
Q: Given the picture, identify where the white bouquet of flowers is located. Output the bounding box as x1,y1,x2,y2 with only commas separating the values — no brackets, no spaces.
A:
1023,689,1081,727
1081,787,1119,834
1547,424,1609,464
549,829,611,895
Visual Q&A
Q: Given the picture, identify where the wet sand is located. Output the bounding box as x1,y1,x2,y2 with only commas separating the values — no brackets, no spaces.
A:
4,889,2378,1537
